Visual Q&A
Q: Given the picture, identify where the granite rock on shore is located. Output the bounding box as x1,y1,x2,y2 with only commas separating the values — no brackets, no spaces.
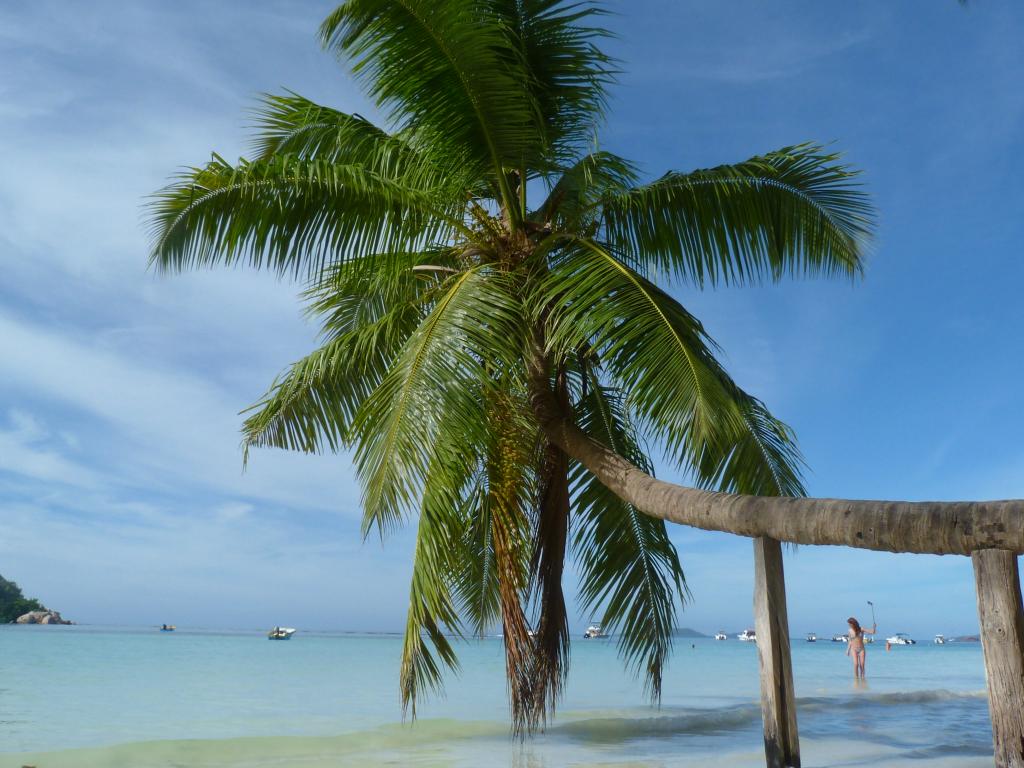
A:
15,610,72,625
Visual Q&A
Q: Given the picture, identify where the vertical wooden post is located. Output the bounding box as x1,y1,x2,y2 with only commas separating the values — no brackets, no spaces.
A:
971,549,1024,768
753,536,800,768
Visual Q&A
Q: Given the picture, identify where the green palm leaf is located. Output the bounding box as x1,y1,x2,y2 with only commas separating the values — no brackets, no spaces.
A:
540,238,744,469
495,0,615,164
454,469,501,637
149,153,460,279
252,92,409,164
320,0,543,214
240,301,422,458
696,390,806,497
240,254,435,457
601,142,874,286
400,424,478,718
572,377,687,702
251,92,473,195
353,269,525,536
534,151,638,229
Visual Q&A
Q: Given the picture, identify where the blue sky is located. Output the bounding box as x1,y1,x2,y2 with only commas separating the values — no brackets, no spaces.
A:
1,1,1021,637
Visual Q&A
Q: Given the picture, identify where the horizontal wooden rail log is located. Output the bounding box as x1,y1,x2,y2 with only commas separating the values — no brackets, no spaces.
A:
527,351,1024,556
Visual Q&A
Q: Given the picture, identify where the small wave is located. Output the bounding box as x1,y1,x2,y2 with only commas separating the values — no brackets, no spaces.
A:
553,705,762,742
546,689,987,744
797,688,986,712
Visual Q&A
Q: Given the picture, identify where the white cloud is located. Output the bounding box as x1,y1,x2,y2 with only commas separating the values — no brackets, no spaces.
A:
215,501,254,521
0,309,359,513
0,409,102,488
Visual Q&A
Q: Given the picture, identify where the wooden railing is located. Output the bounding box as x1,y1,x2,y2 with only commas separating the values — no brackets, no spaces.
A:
752,542,1023,768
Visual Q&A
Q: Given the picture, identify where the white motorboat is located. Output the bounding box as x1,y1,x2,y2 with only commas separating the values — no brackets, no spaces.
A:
583,622,606,639
737,629,756,642
934,634,947,645
886,632,916,646
268,627,296,640
805,632,817,642
714,631,728,641
831,634,848,643
864,635,874,644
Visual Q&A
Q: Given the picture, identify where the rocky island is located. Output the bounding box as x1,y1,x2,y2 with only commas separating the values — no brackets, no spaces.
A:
0,573,70,624
15,609,72,624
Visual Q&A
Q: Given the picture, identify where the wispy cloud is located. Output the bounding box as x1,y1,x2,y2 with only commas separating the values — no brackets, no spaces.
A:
0,410,102,489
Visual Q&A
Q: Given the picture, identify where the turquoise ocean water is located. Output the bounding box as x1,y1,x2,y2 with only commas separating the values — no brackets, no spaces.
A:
0,625,993,766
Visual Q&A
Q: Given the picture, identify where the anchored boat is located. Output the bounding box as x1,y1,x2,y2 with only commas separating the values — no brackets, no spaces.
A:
805,632,817,642
714,631,728,641
886,632,916,645
268,627,296,640
737,629,756,642
583,622,606,639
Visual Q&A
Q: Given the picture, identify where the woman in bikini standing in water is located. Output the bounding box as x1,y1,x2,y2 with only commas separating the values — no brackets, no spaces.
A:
845,617,876,678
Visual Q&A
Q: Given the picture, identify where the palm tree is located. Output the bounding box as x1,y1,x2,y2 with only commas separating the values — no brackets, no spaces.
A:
149,0,873,733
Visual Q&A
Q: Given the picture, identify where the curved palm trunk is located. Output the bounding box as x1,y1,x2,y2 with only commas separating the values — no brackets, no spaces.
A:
526,348,1024,556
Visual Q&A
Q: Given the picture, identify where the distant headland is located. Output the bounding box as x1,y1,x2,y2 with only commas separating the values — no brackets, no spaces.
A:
0,573,71,624
672,627,709,638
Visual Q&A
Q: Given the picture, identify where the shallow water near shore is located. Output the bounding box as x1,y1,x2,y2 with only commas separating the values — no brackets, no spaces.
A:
0,625,992,766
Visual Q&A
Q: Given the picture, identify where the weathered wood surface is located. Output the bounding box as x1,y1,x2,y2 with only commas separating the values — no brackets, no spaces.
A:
753,537,800,768
527,354,1024,555
972,550,1024,768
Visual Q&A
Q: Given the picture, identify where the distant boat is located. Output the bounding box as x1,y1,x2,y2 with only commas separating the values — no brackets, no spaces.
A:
159,624,175,632
934,634,947,645
268,627,296,640
737,629,756,642
714,631,728,641
805,632,817,642
583,622,606,639
831,634,848,643
886,632,916,646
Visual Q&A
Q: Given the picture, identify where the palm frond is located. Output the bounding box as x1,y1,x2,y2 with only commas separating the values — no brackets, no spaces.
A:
534,151,638,229
539,239,744,470
251,92,474,195
241,254,432,458
496,0,615,164
695,389,806,497
454,469,501,637
320,0,544,214
148,153,460,279
240,301,423,458
400,388,501,718
601,143,874,287
540,239,806,494
353,269,525,536
252,92,407,163
399,490,464,719
302,248,453,339
572,377,687,702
